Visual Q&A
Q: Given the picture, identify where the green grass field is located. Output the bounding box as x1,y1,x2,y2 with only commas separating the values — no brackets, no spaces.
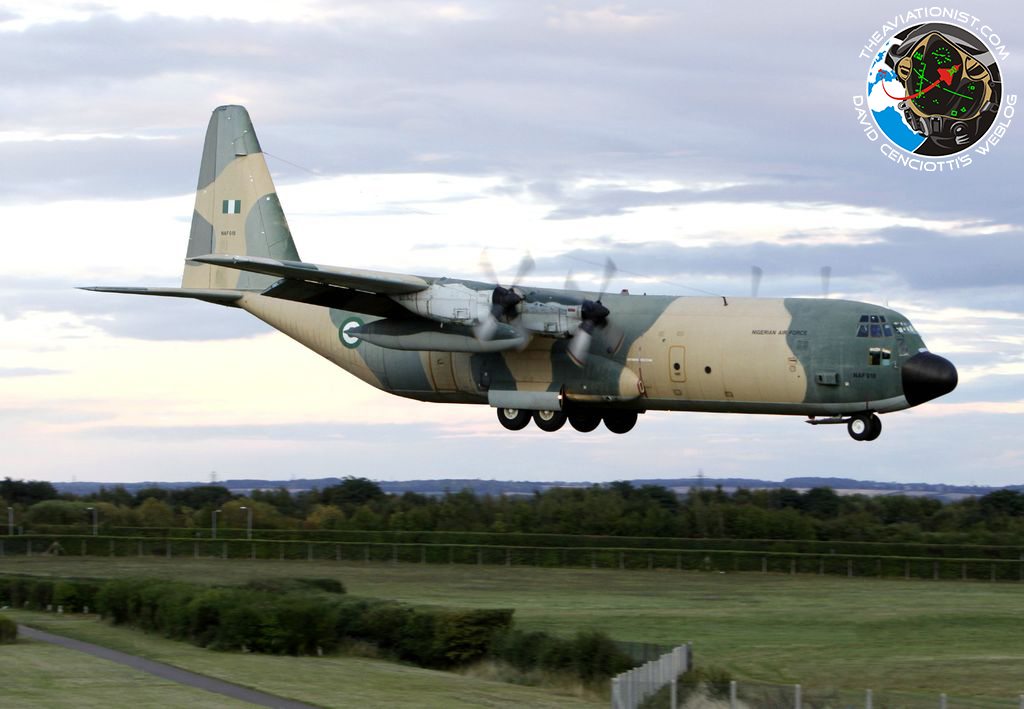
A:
3,555,1024,698
5,610,603,708
0,616,252,708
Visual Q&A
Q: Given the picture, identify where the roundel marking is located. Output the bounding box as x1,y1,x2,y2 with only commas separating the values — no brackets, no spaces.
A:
339,317,364,349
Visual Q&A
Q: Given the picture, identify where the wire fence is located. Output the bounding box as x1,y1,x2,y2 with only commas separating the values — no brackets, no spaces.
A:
665,679,1024,708
3,534,1024,583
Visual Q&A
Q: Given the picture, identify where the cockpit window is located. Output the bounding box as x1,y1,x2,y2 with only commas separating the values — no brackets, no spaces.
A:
893,321,919,335
856,315,895,337
868,347,892,366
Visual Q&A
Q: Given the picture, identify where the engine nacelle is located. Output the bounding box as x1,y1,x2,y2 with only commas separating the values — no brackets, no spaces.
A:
390,282,491,326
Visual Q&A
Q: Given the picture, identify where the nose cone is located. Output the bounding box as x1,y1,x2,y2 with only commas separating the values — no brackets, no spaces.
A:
902,352,958,406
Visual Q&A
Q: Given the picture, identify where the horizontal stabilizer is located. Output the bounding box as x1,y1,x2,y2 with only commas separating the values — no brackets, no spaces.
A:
188,255,429,295
78,286,243,307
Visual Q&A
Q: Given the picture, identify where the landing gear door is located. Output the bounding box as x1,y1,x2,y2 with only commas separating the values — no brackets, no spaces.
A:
429,352,457,392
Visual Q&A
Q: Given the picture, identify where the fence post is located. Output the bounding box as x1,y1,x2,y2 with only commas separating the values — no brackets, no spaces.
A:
611,676,620,709
933,561,939,580
336,544,341,562
620,551,625,570
506,547,511,566
81,540,86,556
310,543,315,562
193,542,198,558
847,559,853,577
961,563,967,581
991,563,996,582
222,542,227,559
761,556,767,573
939,692,947,709
818,558,824,575
166,541,171,559
866,688,872,709
1018,693,1023,709
138,540,143,557
364,545,369,562
905,561,910,580
252,543,257,561
592,551,597,569
669,678,677,709
794,683,802,709
477,547,482,565
790,558,796,575
730,680,738,709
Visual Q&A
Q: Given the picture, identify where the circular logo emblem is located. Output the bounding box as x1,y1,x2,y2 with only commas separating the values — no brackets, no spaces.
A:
867,22,1002,157
339,317,364,349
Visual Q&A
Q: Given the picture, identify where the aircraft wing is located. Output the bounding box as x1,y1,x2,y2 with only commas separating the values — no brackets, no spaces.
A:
187,255,429,294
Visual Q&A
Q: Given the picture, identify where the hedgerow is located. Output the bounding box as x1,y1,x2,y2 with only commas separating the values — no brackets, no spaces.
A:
0,574,630,680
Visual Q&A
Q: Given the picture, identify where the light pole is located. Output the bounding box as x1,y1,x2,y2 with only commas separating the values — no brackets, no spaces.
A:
86,507,98,536
7,507,12,536
212,509,222,540
239,506,252,540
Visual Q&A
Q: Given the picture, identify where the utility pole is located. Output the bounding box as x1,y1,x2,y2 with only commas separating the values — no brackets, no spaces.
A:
212,509,221,540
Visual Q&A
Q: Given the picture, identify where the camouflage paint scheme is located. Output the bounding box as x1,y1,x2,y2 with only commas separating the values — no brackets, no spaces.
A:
86,106,957,436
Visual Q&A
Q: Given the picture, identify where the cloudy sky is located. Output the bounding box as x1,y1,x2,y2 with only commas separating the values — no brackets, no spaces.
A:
1,1,1022,486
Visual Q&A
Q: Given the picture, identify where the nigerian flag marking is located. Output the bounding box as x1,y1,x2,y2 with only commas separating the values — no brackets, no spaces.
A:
222,199,241,214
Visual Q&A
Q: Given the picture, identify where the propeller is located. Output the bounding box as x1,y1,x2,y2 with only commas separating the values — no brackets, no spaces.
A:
567,258,619,366
820,266,832,299
475,251,534,341
750,266,763,298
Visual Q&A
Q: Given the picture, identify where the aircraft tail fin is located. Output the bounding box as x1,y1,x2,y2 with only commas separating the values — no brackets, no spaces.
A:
182,105,300,290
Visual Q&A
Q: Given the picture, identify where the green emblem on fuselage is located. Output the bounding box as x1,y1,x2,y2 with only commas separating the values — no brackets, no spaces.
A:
339,317,364,349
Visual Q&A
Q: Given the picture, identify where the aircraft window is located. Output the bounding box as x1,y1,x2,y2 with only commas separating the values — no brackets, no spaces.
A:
868,347,892,366
879,316,887,323
856,324,869,337
869,315,880,323
859,315,870,323
883,324,893,337
870,324,882,337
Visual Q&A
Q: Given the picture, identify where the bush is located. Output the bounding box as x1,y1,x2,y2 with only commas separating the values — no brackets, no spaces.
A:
491,628,635,681
0,614,16,643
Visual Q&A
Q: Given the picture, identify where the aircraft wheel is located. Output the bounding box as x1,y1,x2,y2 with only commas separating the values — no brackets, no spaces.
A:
864,414,882,441
568,412,602,432
533,410,567,432
497,407,531,431
847,414,876,441
603,411,637,434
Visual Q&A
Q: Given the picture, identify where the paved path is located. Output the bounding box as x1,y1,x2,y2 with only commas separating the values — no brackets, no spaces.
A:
18,625,320,709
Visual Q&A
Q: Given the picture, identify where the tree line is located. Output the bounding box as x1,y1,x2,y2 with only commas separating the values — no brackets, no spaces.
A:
4,476,1024,545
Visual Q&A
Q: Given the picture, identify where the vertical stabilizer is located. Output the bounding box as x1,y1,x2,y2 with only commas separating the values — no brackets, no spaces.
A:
182,105,300,290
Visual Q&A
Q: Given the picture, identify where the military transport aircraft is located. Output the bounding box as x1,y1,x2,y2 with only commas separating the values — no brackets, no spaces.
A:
84,106,958,441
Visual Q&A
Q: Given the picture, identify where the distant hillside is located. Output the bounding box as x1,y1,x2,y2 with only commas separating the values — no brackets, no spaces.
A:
50,476,1017,502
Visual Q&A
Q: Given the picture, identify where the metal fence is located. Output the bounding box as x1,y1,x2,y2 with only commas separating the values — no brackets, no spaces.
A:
610,643,691,709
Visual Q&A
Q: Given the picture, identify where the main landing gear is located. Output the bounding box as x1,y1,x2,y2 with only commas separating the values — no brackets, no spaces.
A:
497,408,637,434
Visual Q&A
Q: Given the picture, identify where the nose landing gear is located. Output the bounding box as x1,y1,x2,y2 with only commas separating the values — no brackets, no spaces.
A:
847,413,882,441
805,413,883,441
